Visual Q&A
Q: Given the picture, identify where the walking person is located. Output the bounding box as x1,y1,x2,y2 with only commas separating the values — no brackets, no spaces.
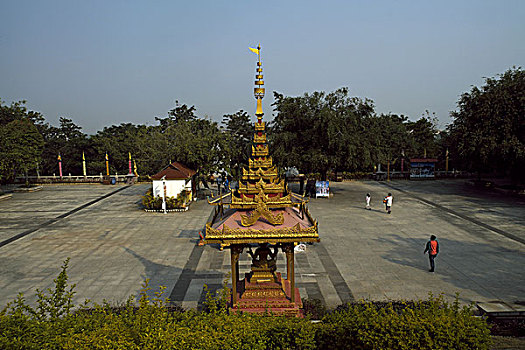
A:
224,175,230,192
365,193,371,210
385,193,393,214
424,235,439,272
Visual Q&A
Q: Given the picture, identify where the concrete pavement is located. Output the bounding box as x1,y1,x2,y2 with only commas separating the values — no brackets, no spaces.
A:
0,180,523,310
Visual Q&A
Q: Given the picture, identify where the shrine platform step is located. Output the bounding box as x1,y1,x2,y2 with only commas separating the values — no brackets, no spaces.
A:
231,272,303,317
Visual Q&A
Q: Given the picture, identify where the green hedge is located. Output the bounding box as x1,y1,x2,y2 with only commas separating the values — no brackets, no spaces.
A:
141,188,189,210
316,297,491,349
341,171,370,180
0,260,491,349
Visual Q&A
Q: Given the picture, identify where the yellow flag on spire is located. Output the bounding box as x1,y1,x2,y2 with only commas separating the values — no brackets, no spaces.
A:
249,47,259,55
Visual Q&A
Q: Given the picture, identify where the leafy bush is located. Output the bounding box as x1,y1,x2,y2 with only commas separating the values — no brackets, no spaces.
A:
141,188,189,210
302,298,328,320
0,260,491,349
306,173,322,180
341,171,370,180
315,294,491,350
0,260,315,349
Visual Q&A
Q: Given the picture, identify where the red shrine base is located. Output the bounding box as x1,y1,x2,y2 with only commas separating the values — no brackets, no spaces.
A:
231,272,303,317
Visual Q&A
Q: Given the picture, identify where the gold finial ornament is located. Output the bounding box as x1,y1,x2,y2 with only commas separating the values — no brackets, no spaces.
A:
253,44,265,116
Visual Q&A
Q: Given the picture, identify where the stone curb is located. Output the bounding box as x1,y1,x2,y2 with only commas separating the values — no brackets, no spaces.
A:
13,186,43,193
0,194,13,201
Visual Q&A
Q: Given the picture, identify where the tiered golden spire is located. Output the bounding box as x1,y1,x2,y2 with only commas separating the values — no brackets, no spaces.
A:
230,44,292,216
253,44,265,118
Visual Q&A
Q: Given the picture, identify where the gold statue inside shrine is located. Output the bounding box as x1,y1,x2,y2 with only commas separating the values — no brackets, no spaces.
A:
247,244,278,283
201,44,319,316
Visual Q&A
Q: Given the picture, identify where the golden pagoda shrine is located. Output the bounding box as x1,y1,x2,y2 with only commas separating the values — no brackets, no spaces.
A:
200,45,319,316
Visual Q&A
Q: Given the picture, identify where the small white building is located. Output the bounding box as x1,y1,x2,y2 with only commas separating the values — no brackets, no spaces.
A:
151,162,196,200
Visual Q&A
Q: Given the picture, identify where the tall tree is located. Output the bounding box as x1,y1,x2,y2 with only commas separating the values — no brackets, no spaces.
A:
0,100,46,182
222,110,252,178
40,117,89,176
270,88,375,179
92,123,153,175
153,103,226,179
0,99,46,128
364,113,412,171
448,67,525,181
158,117,225,178
0,119,44,183
406,111,439,158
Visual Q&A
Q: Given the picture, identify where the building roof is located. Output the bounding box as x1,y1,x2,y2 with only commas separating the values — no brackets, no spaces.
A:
410,158,438,163
151,162,196,180
203,206,319,244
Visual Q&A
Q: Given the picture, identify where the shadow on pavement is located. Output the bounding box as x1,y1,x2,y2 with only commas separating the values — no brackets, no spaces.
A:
377,234,525,302
124,247,183,300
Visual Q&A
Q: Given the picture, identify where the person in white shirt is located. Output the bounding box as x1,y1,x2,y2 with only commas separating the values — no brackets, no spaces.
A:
365,193,371,210
385,193,393,214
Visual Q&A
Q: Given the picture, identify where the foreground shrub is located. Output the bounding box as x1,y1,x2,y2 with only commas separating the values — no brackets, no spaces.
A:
316,294,491,350
0,260,315,349
0,260,491,349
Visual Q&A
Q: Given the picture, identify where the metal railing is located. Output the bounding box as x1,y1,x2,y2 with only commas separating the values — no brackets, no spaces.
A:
14,175,129,184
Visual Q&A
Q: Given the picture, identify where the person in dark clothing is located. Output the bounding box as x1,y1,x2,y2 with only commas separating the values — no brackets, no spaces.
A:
305,179,316,198
424,235,439,272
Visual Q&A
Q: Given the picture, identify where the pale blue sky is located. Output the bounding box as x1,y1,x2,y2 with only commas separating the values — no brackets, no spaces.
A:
1,0,523,134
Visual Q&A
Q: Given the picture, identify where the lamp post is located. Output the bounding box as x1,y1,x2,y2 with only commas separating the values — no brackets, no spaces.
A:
161,175,167,214
445,148,449,174
401,149,405,174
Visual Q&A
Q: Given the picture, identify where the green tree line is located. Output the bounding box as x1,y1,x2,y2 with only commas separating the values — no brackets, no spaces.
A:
1,67,523,184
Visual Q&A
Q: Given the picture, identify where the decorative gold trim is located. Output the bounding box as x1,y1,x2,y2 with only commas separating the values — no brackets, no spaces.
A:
231,191,292,207
254,87,265,96
254,122,265,131
252,145,269,156
238,179,285,194
249,157,272,168
242,166,278,180
241,290,285,298
240,189,284,226
253,133,267,143
204,222,319,242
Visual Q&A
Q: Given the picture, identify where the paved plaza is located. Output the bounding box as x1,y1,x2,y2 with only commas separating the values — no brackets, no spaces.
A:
0,180,524,311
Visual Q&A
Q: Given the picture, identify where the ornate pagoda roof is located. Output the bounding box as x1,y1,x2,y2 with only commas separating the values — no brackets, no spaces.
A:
204,206,319,245
202,45,318,246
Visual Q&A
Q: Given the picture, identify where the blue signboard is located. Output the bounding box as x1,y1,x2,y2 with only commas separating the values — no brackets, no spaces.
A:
315,181,329,198
410,162,435,178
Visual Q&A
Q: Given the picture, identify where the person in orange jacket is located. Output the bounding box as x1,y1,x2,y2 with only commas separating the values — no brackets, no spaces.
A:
424,235,439,272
